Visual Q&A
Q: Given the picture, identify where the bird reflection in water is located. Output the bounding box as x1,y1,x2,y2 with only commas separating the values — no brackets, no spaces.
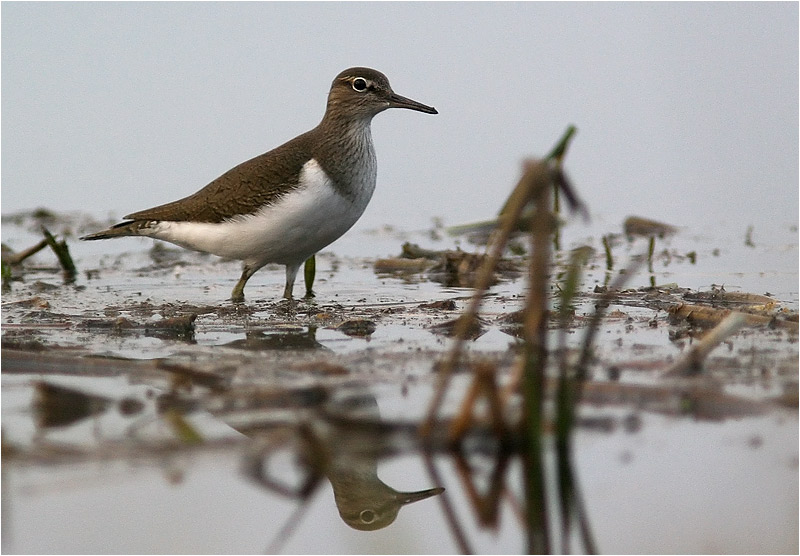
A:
242,389,443,533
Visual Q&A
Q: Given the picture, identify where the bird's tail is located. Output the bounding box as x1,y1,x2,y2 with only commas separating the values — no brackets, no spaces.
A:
80,221,145,241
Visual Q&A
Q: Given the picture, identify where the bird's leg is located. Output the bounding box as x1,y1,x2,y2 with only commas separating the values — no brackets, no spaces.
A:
303,256,316,298
231,264,257,303
283,263,302,299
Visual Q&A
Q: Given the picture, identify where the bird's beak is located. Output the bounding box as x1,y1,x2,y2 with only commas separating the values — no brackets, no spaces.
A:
397,486,445,505
387,91,438,114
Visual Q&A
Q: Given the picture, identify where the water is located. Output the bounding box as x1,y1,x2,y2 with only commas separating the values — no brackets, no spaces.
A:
2,210,797,553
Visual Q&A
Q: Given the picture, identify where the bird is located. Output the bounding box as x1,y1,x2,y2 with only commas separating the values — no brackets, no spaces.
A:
81,67,437,302
318,391,444,531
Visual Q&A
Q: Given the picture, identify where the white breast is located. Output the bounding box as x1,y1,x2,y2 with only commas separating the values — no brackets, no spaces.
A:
145,158,376,268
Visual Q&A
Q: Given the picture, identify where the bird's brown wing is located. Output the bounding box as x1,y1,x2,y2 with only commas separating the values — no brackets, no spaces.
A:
125,130,316,223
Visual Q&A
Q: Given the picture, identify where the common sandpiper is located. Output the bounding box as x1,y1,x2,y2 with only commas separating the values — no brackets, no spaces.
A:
82,67,437,302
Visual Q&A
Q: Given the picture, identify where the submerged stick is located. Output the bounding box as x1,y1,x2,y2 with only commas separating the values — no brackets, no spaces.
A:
42,227,76,283
669,302,797,332
665,312,747,376
2,239,48,266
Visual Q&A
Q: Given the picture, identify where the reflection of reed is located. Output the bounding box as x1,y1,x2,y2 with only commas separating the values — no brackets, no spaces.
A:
420,127,602,553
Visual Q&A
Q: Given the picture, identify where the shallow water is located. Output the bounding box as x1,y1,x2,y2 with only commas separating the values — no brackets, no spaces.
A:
1,211,797,553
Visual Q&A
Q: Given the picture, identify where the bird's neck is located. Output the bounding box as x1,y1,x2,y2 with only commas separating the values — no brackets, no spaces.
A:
313,113,378,202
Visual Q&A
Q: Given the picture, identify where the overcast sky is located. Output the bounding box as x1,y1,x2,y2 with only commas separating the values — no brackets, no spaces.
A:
2,2,797,234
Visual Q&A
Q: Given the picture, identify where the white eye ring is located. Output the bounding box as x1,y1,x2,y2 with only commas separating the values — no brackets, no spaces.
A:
352,78,368,92
359,509,376,523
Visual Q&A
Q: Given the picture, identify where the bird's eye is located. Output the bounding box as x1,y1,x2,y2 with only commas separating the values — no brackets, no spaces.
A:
359,509,376,523
352,78,368,92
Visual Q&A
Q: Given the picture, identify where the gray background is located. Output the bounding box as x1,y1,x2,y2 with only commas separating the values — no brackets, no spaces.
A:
3,2,797,233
